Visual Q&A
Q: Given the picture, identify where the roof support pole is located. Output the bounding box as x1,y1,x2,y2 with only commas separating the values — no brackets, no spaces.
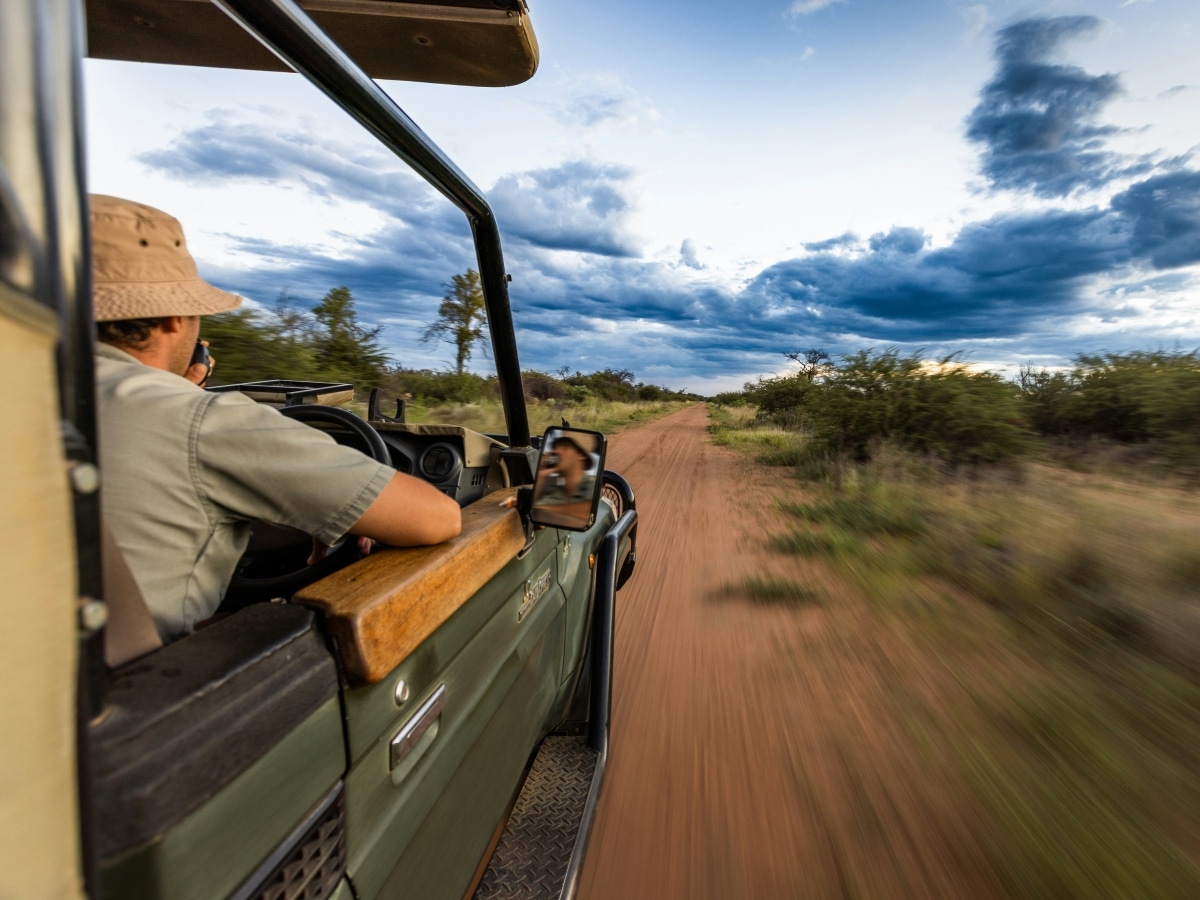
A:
212,0,531,448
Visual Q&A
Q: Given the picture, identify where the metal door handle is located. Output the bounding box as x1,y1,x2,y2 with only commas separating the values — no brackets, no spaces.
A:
390,685,445,770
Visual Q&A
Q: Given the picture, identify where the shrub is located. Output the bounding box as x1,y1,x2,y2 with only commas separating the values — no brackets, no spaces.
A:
387,368,496,404
1017,351,1200,465
743,374,812,427
522,370,568,403
803,351,1029,465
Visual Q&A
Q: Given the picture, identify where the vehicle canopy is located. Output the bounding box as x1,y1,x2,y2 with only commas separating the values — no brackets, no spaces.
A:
86,0,539,86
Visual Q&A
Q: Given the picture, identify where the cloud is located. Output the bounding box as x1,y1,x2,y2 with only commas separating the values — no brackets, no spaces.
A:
868,227,928,255
960,5,990,44
803,232,857,252
680,239,703,269
788,0,843,15
1111,169,1200,269
139,113,453,226
735,161,1200,349
490,161,640,257
553,74,657,129
965,16,1147,197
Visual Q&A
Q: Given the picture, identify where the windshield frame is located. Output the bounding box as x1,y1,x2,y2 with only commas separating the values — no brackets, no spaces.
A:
211,0,532,448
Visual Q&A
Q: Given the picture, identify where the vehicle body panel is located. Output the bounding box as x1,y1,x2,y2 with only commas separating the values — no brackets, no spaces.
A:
0,1,92,897
97,696,344,900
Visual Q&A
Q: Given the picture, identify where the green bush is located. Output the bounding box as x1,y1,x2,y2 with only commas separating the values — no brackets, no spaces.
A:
386,368,496,404
522,370,568,403
802,351,1029,465
743,374,813,427
1017,351,1200,464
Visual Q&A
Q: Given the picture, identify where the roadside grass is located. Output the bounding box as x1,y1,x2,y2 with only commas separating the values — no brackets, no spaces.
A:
714,575,822,606
949,669,1200,899
708,404,804,465
711,402,1200,891
775,453,1200,668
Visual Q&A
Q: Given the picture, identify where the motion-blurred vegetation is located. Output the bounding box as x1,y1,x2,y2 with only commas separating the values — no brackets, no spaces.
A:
201,288,700,434
719,347,1200,472
710,349,1200,894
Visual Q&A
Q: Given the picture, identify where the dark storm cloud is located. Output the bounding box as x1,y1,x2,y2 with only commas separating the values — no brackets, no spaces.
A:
744,204,1141,342
713,15,1200,358
868,227,927,254
803,232,856,252
1110,170,1200,269
965,16,1145,197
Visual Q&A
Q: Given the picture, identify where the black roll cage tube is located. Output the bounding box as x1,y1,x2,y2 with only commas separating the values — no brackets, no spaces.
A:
212,0,532,449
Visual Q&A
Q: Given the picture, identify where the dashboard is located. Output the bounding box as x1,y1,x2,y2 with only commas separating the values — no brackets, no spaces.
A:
372,422,507,506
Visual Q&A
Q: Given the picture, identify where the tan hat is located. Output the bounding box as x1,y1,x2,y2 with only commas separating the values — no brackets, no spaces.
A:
90,194,242,322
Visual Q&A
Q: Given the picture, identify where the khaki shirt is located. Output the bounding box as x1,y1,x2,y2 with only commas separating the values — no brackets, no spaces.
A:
96,344,392,640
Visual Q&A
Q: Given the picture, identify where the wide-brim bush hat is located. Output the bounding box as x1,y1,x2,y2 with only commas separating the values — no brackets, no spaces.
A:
91,194,241,322
550,434,599,472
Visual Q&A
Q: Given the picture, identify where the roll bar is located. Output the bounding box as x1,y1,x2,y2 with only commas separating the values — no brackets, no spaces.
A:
213,0,532,448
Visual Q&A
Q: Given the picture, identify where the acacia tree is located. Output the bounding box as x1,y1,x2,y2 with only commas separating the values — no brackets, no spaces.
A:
423,268,489,375
785,349,834,382
311,286,389,387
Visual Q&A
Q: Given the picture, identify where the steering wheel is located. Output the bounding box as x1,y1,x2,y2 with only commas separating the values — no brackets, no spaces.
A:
221,405,392,609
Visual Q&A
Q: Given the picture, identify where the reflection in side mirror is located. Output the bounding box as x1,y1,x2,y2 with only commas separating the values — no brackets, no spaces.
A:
530,427,607,531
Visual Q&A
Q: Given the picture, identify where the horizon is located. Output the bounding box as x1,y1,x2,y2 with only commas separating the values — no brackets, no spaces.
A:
85,0,1200,393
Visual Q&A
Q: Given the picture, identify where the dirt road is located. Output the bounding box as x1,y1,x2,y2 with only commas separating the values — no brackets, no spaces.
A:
576,404,1000,900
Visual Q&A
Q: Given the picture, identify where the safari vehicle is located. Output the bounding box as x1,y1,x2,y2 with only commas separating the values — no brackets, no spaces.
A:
1,2,637,899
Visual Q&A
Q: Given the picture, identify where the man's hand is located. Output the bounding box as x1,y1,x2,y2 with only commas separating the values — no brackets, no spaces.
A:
308,535,376,566
185,341,213,386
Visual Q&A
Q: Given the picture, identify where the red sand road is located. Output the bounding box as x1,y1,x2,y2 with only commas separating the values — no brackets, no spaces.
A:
576,405,1003,900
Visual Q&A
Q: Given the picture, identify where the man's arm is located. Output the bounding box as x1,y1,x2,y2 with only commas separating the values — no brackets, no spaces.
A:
349,472,462,546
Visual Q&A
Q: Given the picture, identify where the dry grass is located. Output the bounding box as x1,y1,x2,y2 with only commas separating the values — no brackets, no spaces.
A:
708,404,804,465
712,403,1200,894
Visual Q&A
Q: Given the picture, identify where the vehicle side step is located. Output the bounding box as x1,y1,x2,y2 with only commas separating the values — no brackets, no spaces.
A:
473,736,603,900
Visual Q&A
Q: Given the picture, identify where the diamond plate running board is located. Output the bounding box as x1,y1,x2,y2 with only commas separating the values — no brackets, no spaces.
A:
473,736,604,900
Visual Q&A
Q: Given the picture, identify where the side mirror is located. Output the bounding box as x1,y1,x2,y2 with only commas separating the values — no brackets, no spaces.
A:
529,427,607,531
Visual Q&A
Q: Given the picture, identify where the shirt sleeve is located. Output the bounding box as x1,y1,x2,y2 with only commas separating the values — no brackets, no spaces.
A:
194,393,395,546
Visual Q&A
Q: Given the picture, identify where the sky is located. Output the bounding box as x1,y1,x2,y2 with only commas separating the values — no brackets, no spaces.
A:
84,0,1200,393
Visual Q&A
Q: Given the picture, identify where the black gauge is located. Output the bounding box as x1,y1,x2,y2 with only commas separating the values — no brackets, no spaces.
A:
419,443,462,483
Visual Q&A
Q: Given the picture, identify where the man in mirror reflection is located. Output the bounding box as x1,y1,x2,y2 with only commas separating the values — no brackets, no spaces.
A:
534,432,597,506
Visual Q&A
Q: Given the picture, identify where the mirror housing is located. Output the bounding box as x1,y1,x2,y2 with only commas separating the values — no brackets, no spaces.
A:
529,428,607,532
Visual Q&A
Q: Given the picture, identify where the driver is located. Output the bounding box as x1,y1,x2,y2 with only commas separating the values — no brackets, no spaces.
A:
533,433,597,506
92,194,461,642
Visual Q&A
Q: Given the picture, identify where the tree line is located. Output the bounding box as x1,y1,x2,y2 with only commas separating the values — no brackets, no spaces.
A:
201,277,698,405
718,348,1200,468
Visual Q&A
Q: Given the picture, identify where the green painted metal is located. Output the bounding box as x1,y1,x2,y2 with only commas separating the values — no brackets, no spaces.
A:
341,527,575,900
555,503,616,684
91,476,611,900
98,696,344,900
